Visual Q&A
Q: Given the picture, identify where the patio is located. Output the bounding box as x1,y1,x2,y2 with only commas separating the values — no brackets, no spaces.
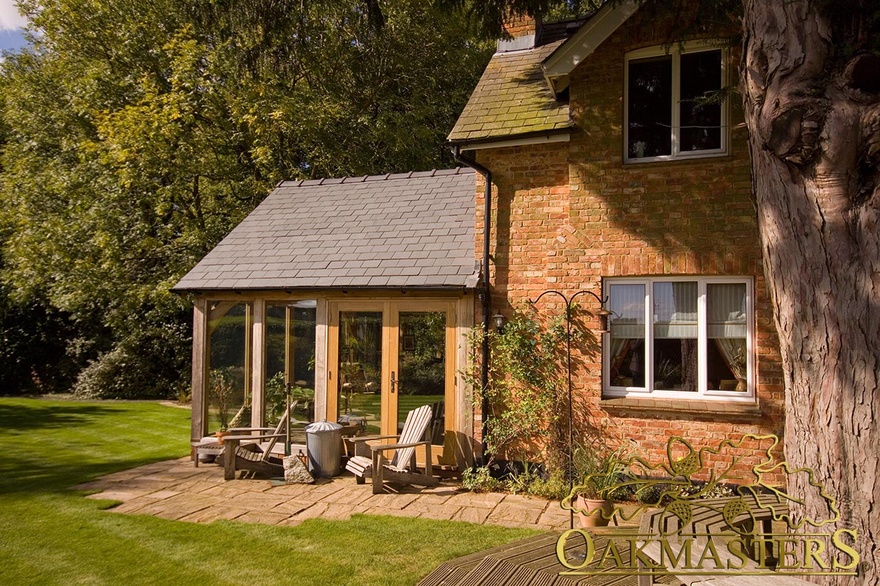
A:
73,458,665,584
73,457,574,530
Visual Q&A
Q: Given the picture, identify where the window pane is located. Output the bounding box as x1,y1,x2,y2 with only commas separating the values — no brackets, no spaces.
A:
398,312,446,443
628,56,672,158
338,311,383,434
208,302,250,430
265,301,317,430
609,284,645,388
653,282,697,391
707,284,747,391
680,50,722,152
265,304,287,424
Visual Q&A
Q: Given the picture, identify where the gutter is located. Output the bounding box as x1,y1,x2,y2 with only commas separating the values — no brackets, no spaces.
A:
452,145,492,465
447,127,572,151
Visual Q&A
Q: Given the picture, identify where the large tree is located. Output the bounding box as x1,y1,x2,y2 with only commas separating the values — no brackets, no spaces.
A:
741,3,878,583
454,0,879,582
0,0,492,398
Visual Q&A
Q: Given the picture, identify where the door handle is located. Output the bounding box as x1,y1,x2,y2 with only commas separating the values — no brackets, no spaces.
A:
390,371,397,393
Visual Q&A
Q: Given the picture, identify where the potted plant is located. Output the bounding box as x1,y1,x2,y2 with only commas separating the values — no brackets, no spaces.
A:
569,442,631,527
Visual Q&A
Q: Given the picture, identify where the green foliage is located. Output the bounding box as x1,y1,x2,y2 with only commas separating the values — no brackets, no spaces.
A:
73,317,191,400
0,0,492,397
520,467,570,500
264,371,315,425
436,0,605,39
461,463,571,500
464,307,575,469
0,287,80,394
570,440,632,500
441,0,745,42
461,465,503,492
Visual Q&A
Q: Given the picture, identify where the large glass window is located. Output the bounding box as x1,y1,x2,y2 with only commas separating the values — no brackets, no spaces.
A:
265,300,317,431
626,46,725,162
604,278,753,399
207,302,252,431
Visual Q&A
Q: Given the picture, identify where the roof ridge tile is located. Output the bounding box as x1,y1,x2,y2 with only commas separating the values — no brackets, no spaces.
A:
279,168,467,187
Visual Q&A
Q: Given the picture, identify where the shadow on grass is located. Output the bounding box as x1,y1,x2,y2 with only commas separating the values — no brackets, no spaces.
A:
0,454,175,495
0,401,124,432
0,399,190,495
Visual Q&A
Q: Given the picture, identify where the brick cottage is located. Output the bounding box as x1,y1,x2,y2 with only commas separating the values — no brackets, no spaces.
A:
176,1,785,481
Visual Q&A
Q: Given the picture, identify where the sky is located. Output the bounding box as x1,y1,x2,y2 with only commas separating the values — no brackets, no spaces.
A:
0,0,27,52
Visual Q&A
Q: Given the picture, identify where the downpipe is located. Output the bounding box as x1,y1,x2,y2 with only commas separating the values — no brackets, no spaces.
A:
452,145,492,465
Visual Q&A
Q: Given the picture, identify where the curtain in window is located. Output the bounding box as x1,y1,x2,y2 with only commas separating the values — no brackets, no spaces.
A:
708,283,747,383
609,284,645,387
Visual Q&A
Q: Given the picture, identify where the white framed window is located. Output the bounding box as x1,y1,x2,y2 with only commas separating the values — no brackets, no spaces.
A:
624,43,728,162
603,277,754,401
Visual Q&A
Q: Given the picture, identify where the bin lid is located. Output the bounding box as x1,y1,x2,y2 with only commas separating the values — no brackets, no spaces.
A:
305,420,343,433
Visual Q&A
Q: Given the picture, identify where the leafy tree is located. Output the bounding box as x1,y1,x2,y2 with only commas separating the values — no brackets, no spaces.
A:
452,1,879,582
0,0,492,398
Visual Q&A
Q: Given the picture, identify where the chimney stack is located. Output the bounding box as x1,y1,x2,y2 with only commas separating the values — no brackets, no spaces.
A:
498,13,539,52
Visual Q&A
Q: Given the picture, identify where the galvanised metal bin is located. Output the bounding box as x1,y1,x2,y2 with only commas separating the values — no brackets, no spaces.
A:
304,420,342,477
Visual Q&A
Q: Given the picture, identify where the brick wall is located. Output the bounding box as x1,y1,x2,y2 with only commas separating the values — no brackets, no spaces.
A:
503,14,536,39
471,14,785,484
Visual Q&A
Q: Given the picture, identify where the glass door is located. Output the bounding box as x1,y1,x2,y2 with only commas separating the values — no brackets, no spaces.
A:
328,300,455,465
396,310,449,459
336,309,384,434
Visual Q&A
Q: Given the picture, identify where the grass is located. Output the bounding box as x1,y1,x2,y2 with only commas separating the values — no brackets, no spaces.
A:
0,397,538,585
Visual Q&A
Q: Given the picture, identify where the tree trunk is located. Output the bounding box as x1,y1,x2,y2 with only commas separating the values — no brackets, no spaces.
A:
742,2,879,583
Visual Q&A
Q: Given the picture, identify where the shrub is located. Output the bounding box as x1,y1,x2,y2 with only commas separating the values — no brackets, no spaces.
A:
461,465,503,493
73,322,189,400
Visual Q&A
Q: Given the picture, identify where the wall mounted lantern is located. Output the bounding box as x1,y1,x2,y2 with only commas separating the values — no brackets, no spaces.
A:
491,312,506,334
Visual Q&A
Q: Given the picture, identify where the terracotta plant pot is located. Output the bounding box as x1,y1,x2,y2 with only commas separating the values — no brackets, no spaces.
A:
577,495,614,527
215,431,229,444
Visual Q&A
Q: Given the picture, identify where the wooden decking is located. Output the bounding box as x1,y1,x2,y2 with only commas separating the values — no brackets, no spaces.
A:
418,532,677,586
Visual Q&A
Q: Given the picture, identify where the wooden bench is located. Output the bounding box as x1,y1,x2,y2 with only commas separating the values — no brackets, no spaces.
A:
637,494,813,585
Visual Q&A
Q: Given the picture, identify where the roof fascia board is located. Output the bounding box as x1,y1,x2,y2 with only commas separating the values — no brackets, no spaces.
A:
172,285,478,294
542,0,641,94
450,131,570,151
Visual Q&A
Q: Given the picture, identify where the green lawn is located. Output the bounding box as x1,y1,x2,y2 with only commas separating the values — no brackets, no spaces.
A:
0,397,537,585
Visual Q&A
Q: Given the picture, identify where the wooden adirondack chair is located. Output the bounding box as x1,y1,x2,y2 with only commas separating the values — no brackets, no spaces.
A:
345,404,439,494
211,403,307,480
196,402,298,468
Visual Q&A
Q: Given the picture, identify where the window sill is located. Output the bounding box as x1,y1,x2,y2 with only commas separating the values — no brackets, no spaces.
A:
599,396,761,416
623,151,731,166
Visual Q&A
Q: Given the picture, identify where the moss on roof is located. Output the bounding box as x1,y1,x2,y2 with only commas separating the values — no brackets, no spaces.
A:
448,40,571,145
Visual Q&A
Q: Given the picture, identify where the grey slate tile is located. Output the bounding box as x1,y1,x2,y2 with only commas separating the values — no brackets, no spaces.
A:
174,168,478,291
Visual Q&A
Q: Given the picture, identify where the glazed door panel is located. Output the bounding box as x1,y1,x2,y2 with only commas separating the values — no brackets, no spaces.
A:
327,300,456,464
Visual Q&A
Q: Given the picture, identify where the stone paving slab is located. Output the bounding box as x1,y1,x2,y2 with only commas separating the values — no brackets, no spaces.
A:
179,505,250,523
268,499,317,516
234,510,291,525
452,506,493,524
485,501,545,526
80,457,572,532
417,504,465,521
363,506,422,519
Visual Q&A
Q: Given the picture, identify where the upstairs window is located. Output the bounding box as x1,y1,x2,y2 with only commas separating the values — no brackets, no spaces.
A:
625,45,727,162
604,277,754,401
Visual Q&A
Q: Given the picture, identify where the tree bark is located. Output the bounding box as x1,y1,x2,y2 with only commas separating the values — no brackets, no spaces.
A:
742,2,879,583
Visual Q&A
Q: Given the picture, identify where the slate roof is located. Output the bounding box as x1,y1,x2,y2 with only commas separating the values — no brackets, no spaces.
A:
173,169,479,291
447,40,572,146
